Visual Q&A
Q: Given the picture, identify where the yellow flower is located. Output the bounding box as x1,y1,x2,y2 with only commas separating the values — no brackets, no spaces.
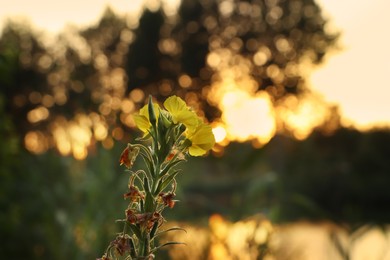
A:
186,122,215,156
163,95,198,131
133,103,160,133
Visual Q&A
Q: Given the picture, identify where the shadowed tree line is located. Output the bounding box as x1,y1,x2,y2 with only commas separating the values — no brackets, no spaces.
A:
0,0,338,140
1,0,390,259
179,128,390,224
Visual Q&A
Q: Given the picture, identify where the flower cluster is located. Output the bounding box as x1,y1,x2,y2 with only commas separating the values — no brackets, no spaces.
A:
133,95,215,156
98,95,215,259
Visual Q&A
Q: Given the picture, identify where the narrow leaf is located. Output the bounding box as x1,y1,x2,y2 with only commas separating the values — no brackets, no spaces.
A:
160,159,184,178
155,227,187,237
129,237,137,258
128,224,142,240
150,221,159,239
150,242,186,253
160,170,180,192
144,177,151,193
135,133,152,141
144,190,155,212
143,233,150,257
153,179,163,196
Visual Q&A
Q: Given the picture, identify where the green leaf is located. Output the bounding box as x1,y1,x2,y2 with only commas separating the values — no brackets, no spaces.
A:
139,198,144,212
150,241,186,253
140,155,154,177
144,191,155,213
153,179,163,196
129,237,137,258
159,170,180,192
149,221,160,240
135,132,152,141
143,233,151,257
144,177,151,193
128,224,142,240
148,95,157,126
160,159,184,178
155,226,187,238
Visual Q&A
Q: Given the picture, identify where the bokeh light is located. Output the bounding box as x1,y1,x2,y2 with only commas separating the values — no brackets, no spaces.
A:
276,93,332,140
2,0,341,159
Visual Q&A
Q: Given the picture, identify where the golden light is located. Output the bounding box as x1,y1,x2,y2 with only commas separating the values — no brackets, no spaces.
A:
52,124,72,156
253,51,268,66
212,124,227,143
72,143,88,160
112,127,124,140
53,90,67,106
93,123,108,141
178,74,192,88
130,88,144,103
102,136,114,149
28,91,42,104
204,45,337,146
49,113,106,160
206,48,277,147
209,214,229,241
207,214,273,259
41,94,55,107
120,113,136,128
10,0,382,161
121,98,135,113
221,90,276,144
312,0,390,130
24,131,49,154
159,80,173,96
207,52,222,68
27,106,50,123
211,122,230,156
276,94,330,140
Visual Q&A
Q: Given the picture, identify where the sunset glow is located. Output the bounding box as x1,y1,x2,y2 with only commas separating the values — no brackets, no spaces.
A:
221,91,276,144
312,0,390,130
276,94,331,140
206,48,277,147
4,0,390,157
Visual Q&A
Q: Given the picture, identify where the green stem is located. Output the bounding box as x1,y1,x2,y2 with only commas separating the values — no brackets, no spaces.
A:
152,176,160,196
134,144,153,162
123,220,128,236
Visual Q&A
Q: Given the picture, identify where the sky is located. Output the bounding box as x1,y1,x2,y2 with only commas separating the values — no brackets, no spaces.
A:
312,0,390,129
0,0,389,130
0,0,144,32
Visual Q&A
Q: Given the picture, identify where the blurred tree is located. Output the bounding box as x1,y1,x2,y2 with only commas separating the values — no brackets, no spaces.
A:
0,0,338,155
259,128,390,224
0,10,136,156
0,22,48,137
127,0,338,119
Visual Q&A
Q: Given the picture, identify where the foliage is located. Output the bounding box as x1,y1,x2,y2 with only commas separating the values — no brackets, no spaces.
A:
0,138,129,258
0,0,338,150
175,128,390,225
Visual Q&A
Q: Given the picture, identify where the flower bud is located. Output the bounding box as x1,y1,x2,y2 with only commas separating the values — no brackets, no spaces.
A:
148,95,157,127
159,109,172,129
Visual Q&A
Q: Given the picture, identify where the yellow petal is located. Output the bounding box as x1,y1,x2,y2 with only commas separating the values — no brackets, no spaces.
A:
164,96,187,121
134,103,160,133
175,110,199,128
133,114,150,133
187,123,215,156
189,145,207,156
164,95,199,128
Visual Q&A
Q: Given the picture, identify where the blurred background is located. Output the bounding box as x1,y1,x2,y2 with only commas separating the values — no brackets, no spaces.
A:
1,0,390,259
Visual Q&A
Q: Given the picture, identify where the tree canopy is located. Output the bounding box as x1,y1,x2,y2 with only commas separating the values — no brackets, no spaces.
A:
0,0,338,156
